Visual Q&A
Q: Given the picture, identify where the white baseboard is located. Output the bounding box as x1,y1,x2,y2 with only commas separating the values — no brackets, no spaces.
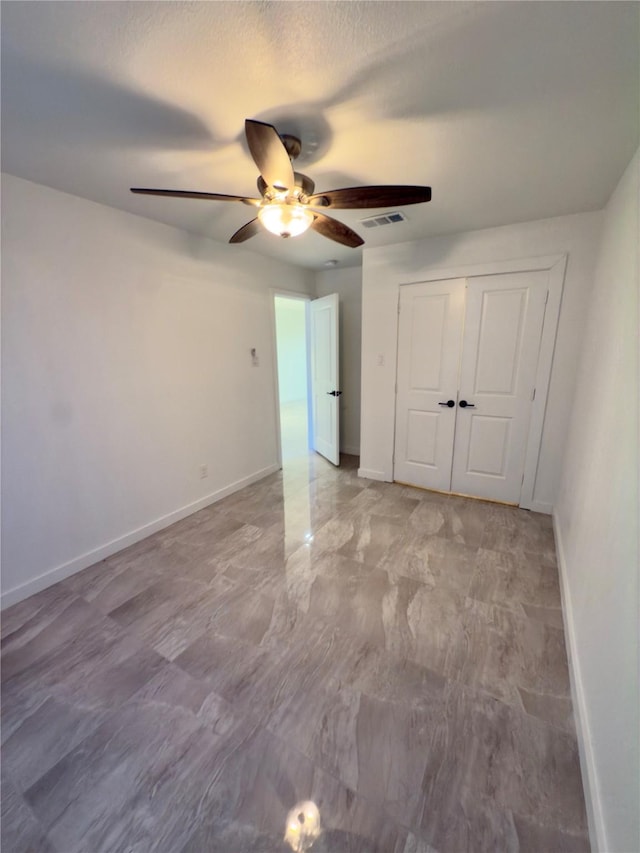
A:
341,445,360,457
357,467,388,482
1,464,280,610
553,511,606,852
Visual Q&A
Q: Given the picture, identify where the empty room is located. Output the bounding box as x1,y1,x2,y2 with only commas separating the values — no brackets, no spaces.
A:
1,2,638,852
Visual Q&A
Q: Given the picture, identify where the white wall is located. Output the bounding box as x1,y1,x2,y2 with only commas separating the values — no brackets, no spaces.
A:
554,150,639,853
274,297,308,404
1,174,315,607
359,211,602,510
315,266,362,456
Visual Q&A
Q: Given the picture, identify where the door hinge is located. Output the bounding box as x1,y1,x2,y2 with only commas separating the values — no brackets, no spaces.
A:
532,388,536,401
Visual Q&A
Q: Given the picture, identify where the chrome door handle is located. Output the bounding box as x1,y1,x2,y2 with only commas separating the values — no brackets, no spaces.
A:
438,400,455,408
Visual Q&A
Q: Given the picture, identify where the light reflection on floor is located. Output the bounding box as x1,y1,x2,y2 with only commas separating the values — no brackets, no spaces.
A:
284,800,321,852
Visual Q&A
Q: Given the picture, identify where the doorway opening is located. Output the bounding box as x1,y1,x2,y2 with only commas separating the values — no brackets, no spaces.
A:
273,294,312,461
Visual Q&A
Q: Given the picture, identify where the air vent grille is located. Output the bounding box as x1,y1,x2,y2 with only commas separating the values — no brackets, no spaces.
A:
359,211,408,229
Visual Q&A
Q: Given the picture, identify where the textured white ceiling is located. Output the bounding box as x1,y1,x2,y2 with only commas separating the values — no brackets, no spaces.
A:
2,1,638,270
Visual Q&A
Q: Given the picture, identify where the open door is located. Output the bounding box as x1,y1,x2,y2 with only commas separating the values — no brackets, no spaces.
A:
310,293,340,465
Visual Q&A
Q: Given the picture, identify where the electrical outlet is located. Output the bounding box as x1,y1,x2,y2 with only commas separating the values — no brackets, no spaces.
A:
199,465,208,479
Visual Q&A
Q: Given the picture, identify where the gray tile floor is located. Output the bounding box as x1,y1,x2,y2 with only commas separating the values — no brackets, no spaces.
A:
1,454,590,852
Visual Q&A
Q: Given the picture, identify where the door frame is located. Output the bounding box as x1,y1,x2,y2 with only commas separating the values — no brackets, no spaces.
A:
269,288,313,469
393,254,567,511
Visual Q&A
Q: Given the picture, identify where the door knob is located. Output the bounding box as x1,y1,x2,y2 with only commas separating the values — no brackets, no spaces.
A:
438,400,455,408
327,390,343,397
459,400,475,408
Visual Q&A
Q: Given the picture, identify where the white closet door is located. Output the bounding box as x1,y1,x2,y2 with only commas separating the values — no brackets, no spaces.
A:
451,271,548,503
394,279,465,490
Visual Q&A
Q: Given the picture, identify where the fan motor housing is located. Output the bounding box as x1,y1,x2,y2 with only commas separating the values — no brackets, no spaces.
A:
257,172,315,200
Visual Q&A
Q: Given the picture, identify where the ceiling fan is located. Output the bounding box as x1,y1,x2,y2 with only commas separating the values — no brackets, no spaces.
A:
131,120,431,248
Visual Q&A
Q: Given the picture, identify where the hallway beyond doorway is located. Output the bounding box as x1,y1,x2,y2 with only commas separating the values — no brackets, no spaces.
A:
279,400,309,460
274,294,310,463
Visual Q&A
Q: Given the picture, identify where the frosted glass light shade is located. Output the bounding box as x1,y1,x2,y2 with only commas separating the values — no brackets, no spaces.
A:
258,203,314,238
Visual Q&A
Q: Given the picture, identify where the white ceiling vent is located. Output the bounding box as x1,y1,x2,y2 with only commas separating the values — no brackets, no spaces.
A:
359,211,408,229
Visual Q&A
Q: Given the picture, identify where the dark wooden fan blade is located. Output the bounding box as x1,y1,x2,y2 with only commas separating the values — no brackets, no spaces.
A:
245,120,295,191
311,211,364,248
229,218,262,244
131,188,260,206
308,185,431,209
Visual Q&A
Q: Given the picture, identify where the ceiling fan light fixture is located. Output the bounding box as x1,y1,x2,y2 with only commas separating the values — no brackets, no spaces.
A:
258,202,314,238
131,119,431,248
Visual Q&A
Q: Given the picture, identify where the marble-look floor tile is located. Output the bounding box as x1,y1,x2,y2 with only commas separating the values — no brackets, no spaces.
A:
382,532,477,595
512,813,590,852
2,616,163,743
521,601,564,628
161,506,246,544
225,618,356,733
345,642,448,708
2,695,110,790
366,479,433,503
180,818,291,852
351,489,420,523
337,513,407,567
420,785,519,853
1,452,588,852
1,582,78,645
221,559,289,598
403,833,440,853
227,519,305,568
63,550,167,614
409,495,488,549
25,701,229,853
307,568,392,649
1,596,97,682
452,598,571,704
179,724,412,853
418,683,587,838
108,574,244,659
517,686,576,733
1,770,55,853
401,584,469,676
263,652,363,790
307,476,368,507
468,547,562,611
480,516,557,564
353,691,439,827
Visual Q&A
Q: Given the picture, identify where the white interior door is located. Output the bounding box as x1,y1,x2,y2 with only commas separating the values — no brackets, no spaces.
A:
451,271,548,502
394,279,465,490
310,293,340,465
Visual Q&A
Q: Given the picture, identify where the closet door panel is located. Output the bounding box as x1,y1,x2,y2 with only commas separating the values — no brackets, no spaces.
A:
451,271,548,503
393,279,465,491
